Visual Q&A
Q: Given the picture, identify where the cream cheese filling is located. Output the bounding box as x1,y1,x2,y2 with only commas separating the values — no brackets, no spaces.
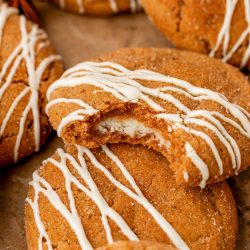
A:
95,118,171,150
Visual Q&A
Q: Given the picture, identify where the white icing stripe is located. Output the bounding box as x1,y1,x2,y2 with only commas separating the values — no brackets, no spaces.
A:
0,54,23,100
185,143,209,188
26,194,53,250
241,0,250,67
65,148,138,242
209,0,250,68
76,147,139,242
0,4,17,45
27,145,189,249
235,104,250,118
130,0,141,13
59,0,140,14
57,108,97,136
212,111,249,137
186,118,237,169
187,110,241,170
0,4,61,162
109,0,119,13
45,97,97,114
47,61,250,187
0,87,29,136
28,170,93,250
183,171,189,182
99,145,189,250
76,0,84,13
157,113,240,177
48,62,250,135
176,123,223,176
46,97,98,136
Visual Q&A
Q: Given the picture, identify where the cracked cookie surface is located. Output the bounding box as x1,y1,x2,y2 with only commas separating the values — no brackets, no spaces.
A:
141,0,250,69
25,143,237,250
0,4,63,167
46,48,250,187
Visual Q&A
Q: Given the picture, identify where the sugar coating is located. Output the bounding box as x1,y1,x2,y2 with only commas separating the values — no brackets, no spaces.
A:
46,48,250,187
141,0,250,69
25,144,238,250
0,3,63,166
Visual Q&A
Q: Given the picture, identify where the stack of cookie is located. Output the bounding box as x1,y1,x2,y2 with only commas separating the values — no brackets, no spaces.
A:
0,1,249,250
25,39,250,250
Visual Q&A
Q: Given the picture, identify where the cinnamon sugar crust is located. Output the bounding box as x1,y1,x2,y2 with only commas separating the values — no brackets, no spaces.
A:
141,0,250,69
0,4,63,167
46,48,250,187
25,144,238,250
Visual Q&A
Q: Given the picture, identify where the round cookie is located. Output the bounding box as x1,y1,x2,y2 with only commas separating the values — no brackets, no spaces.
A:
48,0,141,16
25,143,237,250
46,48,250,187
0,4,63,167
96,241,177,250
141,0,250,69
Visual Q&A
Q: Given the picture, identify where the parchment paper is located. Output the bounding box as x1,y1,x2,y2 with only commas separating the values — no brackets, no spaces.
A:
0,2,249,249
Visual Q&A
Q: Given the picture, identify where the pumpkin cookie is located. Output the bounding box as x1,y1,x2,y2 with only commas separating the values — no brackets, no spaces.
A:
0,4,63,167
141,0,250,69
25,144,237,250
48,0,141,16
46,48,250,188
96,241,177,250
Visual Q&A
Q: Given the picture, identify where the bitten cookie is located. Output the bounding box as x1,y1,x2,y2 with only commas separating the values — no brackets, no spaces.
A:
96,241,177,250
48,0,141,16
0,4,63,167
46,48,250,188
141,0,250,69
25,143,237,250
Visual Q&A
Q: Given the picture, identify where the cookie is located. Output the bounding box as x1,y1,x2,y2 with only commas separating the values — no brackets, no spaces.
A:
0,4,63,167
48,0,141,16
46,48,250,188
141,0,250,69
25,143,237,250
96,241,177,250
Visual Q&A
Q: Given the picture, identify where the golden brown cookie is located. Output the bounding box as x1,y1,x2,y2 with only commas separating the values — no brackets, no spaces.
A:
25,143,237,250
96,241,177,250
141,0,250,69
0,4,63,167
46,48,250,187
48,0,141,16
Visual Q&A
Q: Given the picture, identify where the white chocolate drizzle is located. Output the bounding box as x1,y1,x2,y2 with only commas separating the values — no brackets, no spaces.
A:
0,4,61,162
59,0,141,14
185,143,209,188
209,0,250,68
47,61,250,188
26,145,190,250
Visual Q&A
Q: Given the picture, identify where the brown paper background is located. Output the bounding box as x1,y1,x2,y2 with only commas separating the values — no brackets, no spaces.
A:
0,2,249,249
